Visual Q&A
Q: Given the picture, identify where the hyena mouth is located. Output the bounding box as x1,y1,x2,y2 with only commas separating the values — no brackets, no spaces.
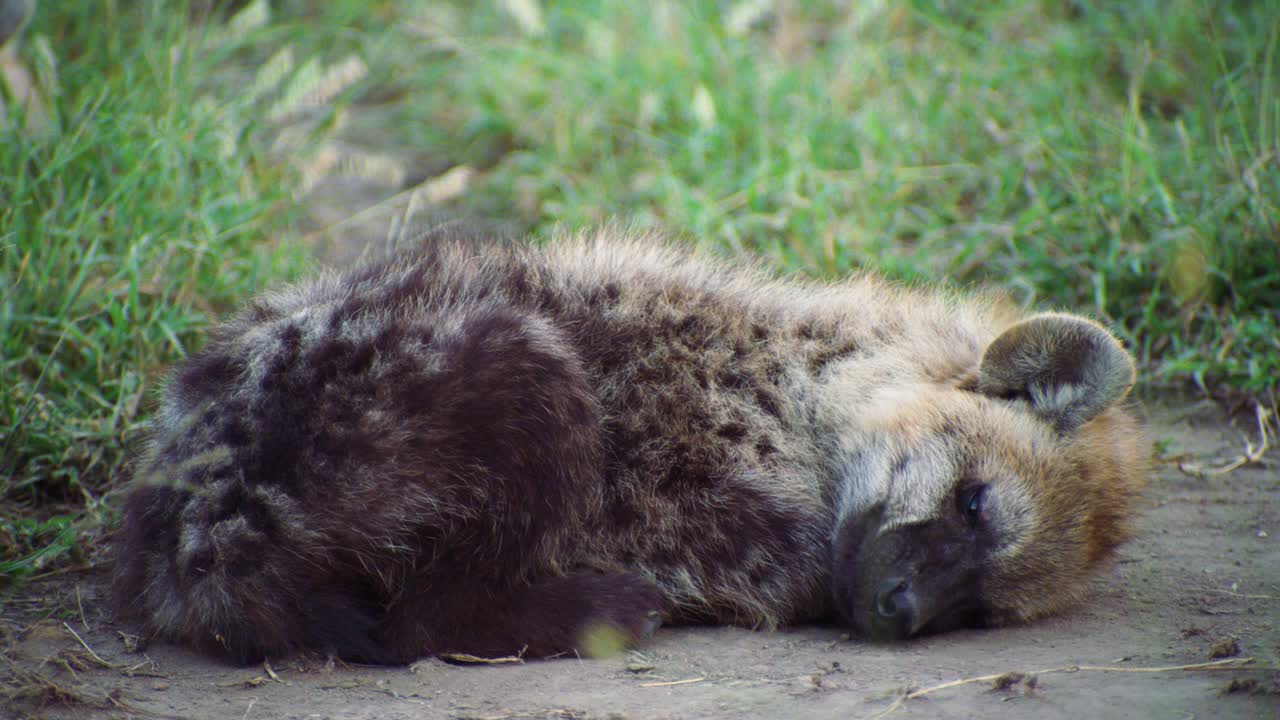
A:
865,576,986,641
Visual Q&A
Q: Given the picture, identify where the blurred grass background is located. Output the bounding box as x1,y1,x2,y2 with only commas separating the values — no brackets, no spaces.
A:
1,0,1277,581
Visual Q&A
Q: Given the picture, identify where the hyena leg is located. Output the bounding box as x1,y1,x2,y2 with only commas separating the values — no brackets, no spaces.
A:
365,302,666,660
508,572,666,656
378,568,665,662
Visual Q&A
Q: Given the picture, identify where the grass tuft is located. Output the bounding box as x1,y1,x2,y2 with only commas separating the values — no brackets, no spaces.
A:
0,0,329,579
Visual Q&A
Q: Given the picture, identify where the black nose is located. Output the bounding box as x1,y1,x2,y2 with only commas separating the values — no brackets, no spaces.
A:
870,578,920,639
875,578,910,618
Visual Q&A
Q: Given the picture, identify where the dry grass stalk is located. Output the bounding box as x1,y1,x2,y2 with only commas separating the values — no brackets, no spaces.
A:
870,657,1260,719
1178,401,1273,479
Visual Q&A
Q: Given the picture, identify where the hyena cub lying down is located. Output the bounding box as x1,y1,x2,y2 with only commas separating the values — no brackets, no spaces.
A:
114,227,1148,665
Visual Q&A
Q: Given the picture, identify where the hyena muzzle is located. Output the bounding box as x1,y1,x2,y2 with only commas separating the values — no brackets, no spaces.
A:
112,227,1148,664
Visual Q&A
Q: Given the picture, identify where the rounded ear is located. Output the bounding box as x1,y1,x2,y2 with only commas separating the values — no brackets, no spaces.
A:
976,313,1135,432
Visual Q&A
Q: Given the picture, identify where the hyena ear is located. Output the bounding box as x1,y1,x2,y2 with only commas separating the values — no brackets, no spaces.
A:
976,313,1135,432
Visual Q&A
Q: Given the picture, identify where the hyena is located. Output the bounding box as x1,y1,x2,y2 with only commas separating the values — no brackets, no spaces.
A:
113,226,1148,664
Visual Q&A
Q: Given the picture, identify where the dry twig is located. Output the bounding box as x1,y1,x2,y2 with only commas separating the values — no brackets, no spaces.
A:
455,710,583,720
1206,589,1280,601
870,657,1259,719
75,585,91,632
61,623,115,669
1178,402,1273,478
639,676,705,687
440,652,524,665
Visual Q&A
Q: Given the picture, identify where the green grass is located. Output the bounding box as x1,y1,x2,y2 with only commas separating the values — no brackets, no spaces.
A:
1,0,1277,580
0,1,312,579
388,0,1279,390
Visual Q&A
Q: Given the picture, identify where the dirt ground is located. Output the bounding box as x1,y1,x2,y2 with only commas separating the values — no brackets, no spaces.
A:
1,397,1277,720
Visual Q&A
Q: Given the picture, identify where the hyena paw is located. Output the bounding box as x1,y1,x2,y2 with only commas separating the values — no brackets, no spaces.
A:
576,572,665,644
521,572,665,656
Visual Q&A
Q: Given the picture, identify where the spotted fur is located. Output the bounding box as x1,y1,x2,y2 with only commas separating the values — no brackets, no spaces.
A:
112,226,1148,663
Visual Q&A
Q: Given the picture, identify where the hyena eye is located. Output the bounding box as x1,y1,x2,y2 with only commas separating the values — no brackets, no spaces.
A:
961,484,989,526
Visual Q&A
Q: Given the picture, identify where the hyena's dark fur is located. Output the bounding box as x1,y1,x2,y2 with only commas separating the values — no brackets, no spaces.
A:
113,226,1148,664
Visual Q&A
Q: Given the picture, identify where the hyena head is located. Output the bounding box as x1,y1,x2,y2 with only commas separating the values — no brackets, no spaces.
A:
830,313,1147,641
